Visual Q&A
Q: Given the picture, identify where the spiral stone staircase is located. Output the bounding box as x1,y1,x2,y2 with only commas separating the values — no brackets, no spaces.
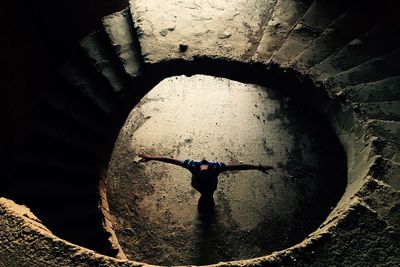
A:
1,0,399,266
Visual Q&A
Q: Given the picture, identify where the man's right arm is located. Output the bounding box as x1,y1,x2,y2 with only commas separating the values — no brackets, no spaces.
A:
138,154,184,167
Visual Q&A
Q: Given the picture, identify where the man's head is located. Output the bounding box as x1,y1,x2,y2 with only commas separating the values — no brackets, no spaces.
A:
199,159,209,172
199,164,209,172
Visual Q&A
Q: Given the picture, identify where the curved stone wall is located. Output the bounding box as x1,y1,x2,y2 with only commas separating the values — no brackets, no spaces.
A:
1,0,399,266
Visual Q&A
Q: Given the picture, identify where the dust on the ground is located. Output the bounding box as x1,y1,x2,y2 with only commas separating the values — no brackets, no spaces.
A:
106,75,346,265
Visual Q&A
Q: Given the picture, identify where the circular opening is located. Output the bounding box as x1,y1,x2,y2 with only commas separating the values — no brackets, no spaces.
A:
106,74,346,265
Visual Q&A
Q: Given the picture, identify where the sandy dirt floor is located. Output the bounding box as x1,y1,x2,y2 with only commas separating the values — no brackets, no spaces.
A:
105,75,346,265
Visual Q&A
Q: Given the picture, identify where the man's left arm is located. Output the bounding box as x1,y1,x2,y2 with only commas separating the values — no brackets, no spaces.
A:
224,163,274,173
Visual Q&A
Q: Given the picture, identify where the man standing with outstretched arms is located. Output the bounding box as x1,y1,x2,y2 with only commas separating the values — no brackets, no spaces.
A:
138,154,274,212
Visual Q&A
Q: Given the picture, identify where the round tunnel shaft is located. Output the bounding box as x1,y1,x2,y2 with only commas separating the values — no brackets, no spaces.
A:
105,75,346,265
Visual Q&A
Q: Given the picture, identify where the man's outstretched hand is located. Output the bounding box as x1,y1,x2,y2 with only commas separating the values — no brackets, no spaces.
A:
259,165,274,174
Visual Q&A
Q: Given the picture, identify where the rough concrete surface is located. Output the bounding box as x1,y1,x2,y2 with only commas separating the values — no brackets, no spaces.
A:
2,0,400,266
103,8,143,77
309,23,400,81
270,0,347,67
253,0,313,63
0,198,154,267
130,0,277,63
80,31,127,92
325,48,400,92
291,2,377,73
105,75,346,265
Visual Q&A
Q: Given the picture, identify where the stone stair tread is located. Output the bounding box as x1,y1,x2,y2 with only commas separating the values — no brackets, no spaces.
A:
10,164,100,185
9,178,98,200
58,56,117,115
381,160,400,188
56,222,113,255
366,120,400,144
292,0,377,73
103,8,143,77
325,48,400,91
129,0,278,64
29,199,102,226
35,103,110,141
59,225,110,246
16,150,103,176
340,77,400,103
17,130,105,162
29,122,104,160
42,93,114,139
25,198,116,256
270,0,348,67
365,120,400,164
310,22,400,81
252,0,313,63
355,101,400,121
80,30,129,93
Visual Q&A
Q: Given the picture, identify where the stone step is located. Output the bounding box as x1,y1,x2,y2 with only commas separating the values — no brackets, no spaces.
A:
11,195,117,257
339,77,400,103
80,30,130,93
27,131,104,162
18,130,105,158
366,120,400,145
28,119,105,160
355,101,400,121
8,164,100,196
55,218,115,256
252,0,313,63
103,8,143,77
42,89,114,139
366,120,400,165
58,53,118,115
310,22,400,81
15,146,104,177
381,159,400,188
291,0,378,73
129,0,278,63
25,197,115,255
59,224,112,254
270,0,349,68
28,198,102,229
9,174,98,200
325,48,400,92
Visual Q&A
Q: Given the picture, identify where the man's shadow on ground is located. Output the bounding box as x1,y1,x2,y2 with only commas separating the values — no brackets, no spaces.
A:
193,195,219,265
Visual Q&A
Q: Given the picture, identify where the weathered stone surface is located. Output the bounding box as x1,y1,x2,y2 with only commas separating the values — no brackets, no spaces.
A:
291,1,377,73
381,160,400,189
2,194,399,267
252,0,312,63
103,8,143,77
80,31,129,92
325,48,400,92
310,23,400,81
356,101,400,121
270,0,348,67
36,81,114,139
311,198,400,267
3,1,400,266
0,198,141,267
58,60,116,115
341,77,400,103
28,115,105,158
356,178,400,227
366,119,400,144
130,0,278,64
